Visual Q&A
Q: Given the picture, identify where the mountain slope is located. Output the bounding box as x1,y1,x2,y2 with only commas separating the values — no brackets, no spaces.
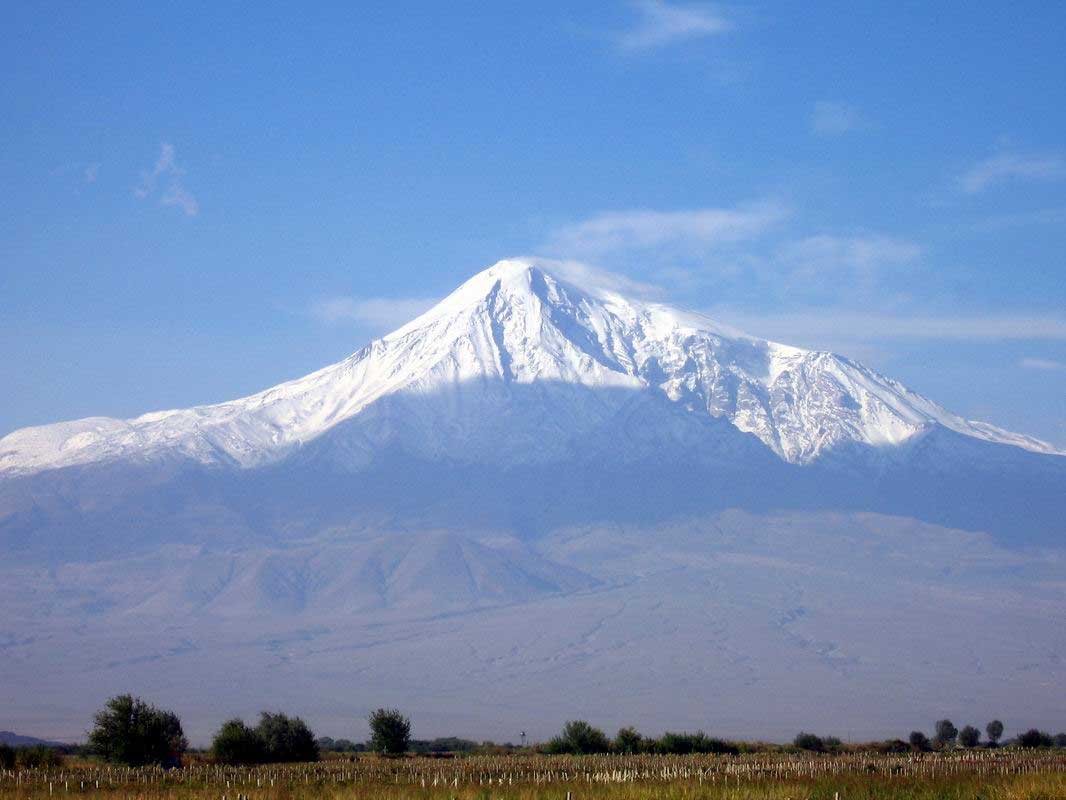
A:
0,259,1057,479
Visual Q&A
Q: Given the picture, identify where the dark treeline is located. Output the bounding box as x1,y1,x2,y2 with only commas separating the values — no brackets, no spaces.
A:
6,696,1066,769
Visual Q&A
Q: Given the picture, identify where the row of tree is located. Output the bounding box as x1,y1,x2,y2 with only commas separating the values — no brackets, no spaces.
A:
904,719,1066,751
30,695,1066,768
82,696,414,766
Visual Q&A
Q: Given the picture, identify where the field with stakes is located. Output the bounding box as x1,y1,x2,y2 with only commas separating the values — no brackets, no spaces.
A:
3,751,1066,800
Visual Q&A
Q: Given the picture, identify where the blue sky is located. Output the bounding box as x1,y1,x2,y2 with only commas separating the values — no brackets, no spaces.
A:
2,1,1065,446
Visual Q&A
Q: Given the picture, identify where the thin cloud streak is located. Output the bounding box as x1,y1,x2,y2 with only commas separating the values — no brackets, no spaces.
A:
545,202,788,258
1019,357,1066,371
616,0,732,50
959,152,1066,194
704,308,1066,344
312,296,439,330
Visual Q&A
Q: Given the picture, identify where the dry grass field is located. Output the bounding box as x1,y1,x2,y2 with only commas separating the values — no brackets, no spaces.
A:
3,751,1065,800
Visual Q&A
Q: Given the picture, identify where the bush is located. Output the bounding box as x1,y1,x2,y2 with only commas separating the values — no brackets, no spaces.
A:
256,712,319,763
878,739,911,754
212,719,266,765
986,720,1004,746
653,732,738,755
409,737,477,754
317,737,365,753
909,731,931,752
958,725,980,748
544,721,611,755
14,747,63,769
614,727,643,754
88,695,187,767
368,709,411,756
1055,733,1066,748
793,732,825,752
0,744,15,769
1016,729,1053,748
933,720,958,748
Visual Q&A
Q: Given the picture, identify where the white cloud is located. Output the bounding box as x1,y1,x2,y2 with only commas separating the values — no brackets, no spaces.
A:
1019,357,1066,370
135,142,198,216
811,101,864,135
545,202,787,258
311,296,439,329
958,153,1066,194
161,185,199,217
705,308,1066,345
776,234,922,272
616,0,732,50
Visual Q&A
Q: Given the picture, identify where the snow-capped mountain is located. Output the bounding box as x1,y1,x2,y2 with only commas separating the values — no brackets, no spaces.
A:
0,259,1056,479
2,259,1064,743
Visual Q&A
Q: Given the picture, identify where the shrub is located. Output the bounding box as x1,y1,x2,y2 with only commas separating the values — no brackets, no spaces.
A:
211,719,266,765
1016,729,1053,748
368,709,411,756
544,721,611,754
933,719,958,748
793,732,825,752
0,744,14,769
88,695,187,767
256,712,319,763
909,731,931,752
878,739,910,754
653,732,737,755
986,720,1004,747
1055,733,1066,748
614,727,643,754
14,747,63,769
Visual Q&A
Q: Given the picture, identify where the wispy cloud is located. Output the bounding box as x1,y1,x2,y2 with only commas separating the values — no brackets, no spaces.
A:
311,296,438,330
958,152,1066,194
705,308,1066,346
135,142,199,216
1019,357,1066,370
810,101,865,135
775,234,921,276
616,0,732,50
545,202,787,258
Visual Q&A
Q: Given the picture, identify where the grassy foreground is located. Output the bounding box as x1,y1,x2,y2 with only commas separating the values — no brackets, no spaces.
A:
3,752,1065,800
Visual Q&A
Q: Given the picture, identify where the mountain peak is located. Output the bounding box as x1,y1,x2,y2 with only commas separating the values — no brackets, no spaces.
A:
0,259,1059,479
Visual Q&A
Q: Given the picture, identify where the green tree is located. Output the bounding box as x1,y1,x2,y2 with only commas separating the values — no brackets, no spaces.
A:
368,708,411,756
211,719,266,765
255,712,319,763
933,719,958,748
1054,733,1066,748
909,731,931,752
793,732,825,752
959,726,980,748
613,727,643,754
544,721,611,754
1017,729,1053,748
986,720,1004,747
0,744,15,770
88,695,188,767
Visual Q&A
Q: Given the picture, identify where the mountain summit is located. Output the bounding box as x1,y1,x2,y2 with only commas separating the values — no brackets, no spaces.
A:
0,259,1055,480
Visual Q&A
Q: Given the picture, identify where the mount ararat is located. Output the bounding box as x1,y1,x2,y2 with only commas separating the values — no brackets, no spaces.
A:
1,259,1063,743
